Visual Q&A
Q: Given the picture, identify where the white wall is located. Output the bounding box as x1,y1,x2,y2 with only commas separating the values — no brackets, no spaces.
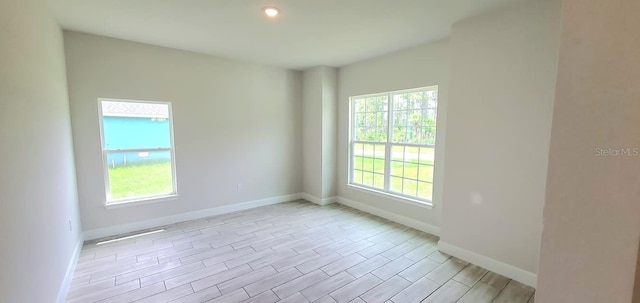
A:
439,0,561,284
0,0,82,301
303,66,338,202
337,40,450,232
302,68,324,199
321,68,338,199
537,0,640,301
64,31,303,233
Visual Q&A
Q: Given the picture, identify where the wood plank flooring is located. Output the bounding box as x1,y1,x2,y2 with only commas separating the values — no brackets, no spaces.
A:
67,200,535,303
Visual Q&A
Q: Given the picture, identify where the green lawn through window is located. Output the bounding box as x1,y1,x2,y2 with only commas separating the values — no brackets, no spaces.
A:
108,161,173,200
353,156,434,200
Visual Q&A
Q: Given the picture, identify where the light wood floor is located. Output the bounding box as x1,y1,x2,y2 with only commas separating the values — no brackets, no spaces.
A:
67,200,535,303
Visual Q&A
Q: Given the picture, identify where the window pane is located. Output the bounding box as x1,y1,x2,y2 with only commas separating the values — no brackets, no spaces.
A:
366,96,388,112
405,146,420,164
391,145,405,161
392,125,407,142
403,162,418,180
106,150,173,200
418,164,434,182
392,110,407,143
355,113,365,130
372,144,385,174
354,156,363,170
427,133,436,145
362,144,375,172
364,98,374,112
393,94,409,111
354,143,364,156
427,109,437,121
353,143,364,171
418,182,433,200
427,91,438,108
354,95,388,142
391,90,438,145
373,174,385,189
374,144,386,159
421,127,437,145
372,157,385,174
390,176,403,193
354,99,365,113
419,147,435,165
354,170,363,184
406,109,422,144
363,157,374,172
356,115,373,141
102,101,171,149
394,110,407,127
391,161,403,177
403,179,418,196
376,112,388,141
362,172,374,187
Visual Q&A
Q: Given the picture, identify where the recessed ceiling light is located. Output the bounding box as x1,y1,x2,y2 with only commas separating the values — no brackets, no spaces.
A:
263,6,280,17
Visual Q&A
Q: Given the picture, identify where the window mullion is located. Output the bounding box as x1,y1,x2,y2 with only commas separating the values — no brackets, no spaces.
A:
350,99,355,184
104,147,172,152
384,93,393,191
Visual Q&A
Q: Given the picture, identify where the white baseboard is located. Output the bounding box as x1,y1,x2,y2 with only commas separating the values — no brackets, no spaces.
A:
336,196,440,237
301,193,337,206
83,193,303,241
438,240,537,287
56,235,84,303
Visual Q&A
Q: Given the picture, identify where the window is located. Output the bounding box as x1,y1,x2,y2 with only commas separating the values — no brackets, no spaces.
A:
98,99,177,204
349,86,438,203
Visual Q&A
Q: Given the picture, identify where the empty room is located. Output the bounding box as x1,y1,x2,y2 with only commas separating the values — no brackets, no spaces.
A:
1,0,638,302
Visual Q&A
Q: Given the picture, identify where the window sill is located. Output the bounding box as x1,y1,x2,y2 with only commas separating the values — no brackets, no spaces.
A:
105,194,178,209
345,184,434,209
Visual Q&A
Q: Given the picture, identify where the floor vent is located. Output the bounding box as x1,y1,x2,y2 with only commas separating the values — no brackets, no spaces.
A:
96,229,164,246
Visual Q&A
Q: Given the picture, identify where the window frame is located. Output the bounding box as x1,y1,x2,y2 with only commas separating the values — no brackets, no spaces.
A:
97,98,178,206
348,86,438,206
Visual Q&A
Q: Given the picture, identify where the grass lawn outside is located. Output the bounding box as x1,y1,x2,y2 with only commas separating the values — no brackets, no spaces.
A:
106,153,432,201
108,161,173,200
353,156,433,200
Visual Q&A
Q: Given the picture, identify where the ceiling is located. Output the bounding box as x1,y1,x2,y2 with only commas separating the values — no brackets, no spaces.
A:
48,0,524,70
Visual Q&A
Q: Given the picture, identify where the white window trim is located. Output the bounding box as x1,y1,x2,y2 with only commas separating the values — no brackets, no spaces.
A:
348,86,438,206
346,184,433,209
97,98,178,206
104,194,179,209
